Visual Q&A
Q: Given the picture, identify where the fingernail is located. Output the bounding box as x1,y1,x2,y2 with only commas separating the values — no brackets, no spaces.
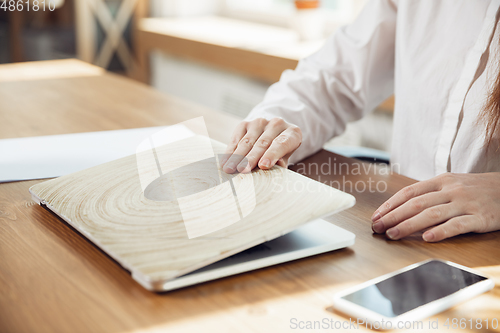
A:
237,161,249,173
371,211,381,222
372,220,384,233
423,231,435,242
261,158,270,168
224,162,236,172
386,228,399,240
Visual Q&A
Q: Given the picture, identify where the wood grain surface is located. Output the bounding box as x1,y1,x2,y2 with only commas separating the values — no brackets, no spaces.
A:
29,136,355,289
1,60,499,333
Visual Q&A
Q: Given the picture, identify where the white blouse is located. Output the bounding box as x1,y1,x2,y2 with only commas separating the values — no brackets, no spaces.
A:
246,0,500,180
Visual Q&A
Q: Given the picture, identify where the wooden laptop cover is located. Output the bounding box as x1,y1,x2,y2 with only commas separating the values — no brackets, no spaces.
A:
29,137,355,290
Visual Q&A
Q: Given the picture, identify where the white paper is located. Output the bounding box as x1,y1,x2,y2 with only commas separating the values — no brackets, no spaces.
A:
0,126,195,183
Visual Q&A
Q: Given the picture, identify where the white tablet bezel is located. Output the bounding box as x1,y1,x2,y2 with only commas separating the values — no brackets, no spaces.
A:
332,259,495,330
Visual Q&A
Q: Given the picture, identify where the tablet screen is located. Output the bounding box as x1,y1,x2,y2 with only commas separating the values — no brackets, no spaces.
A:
342,260,487,317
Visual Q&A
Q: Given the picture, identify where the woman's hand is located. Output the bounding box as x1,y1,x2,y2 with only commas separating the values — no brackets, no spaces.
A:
371,172,500,242
221,118,302,174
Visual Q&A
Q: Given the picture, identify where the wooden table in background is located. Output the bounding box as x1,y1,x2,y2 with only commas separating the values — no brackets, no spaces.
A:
1,60,499,333
136,16,396,113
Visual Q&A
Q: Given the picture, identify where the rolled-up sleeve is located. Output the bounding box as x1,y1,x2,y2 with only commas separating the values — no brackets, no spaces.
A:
245,0,397,164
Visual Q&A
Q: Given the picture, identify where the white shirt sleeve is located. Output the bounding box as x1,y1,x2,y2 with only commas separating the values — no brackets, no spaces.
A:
245,0,397,164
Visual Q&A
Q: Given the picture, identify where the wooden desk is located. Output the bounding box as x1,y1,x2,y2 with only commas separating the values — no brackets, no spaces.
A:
1,60,499,333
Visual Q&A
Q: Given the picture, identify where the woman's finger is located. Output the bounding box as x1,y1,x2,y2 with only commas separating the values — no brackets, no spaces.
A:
383,203,463,240
222,121,248,166
276,155,290,168
236,121,288,173
372,191,451,233
223,121,266,173
422,215,479,242
372,179,442,222
258,126,302,170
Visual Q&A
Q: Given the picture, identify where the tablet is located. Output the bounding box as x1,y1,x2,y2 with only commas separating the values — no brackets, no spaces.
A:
333,259,494,330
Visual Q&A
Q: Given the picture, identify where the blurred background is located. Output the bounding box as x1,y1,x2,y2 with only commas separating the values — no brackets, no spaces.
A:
1,0,393,159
